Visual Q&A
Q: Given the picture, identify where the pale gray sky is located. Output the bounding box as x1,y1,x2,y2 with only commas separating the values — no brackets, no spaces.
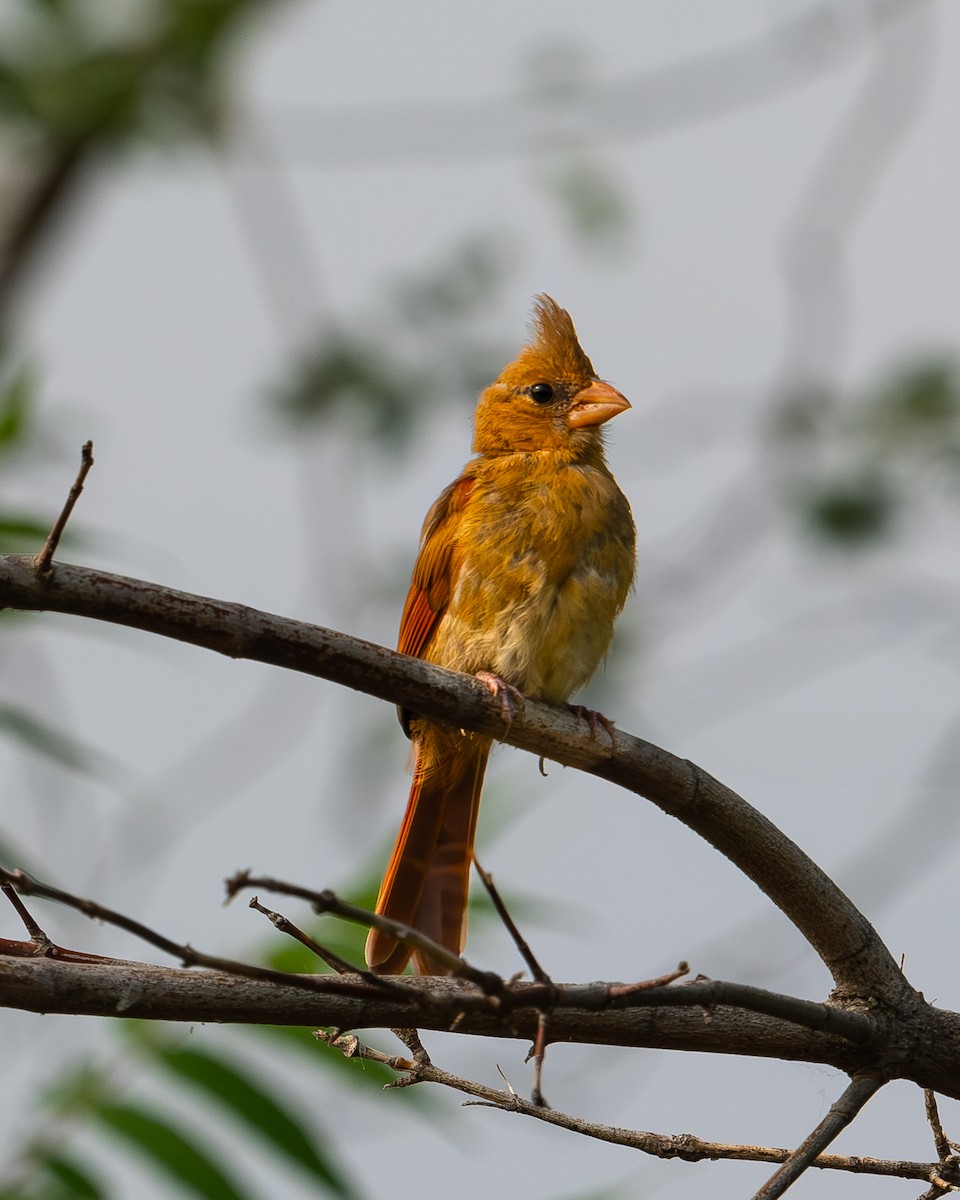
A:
3,2,960,1197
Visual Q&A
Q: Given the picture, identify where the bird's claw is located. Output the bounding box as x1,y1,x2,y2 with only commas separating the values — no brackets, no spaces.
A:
476,672,524,734
569,704,617,747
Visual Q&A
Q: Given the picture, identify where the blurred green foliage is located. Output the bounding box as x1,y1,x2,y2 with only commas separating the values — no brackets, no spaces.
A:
776,358,960,548
0,0,265,145
0,360,55,553
0,704,119,775
1,1036,361,1200
272,237,510,451
0,6,384,1199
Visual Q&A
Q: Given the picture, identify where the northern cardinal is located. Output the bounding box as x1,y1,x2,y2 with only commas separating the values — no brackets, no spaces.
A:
365,295,636,974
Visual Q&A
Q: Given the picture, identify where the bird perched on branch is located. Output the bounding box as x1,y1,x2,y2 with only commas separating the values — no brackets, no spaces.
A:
365,295,636,974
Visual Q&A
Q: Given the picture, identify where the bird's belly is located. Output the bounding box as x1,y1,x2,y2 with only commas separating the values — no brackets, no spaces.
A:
431,557,624,704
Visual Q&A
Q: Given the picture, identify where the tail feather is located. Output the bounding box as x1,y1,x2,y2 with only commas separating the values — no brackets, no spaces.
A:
365,728,490,975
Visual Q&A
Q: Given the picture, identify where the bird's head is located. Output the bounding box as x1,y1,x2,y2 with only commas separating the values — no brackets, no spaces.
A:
472,295,630,457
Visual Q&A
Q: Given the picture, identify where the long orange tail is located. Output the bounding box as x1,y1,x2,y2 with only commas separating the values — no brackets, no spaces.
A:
365,728,490,974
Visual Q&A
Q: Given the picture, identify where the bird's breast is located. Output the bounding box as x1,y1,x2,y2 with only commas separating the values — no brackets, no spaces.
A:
427,460,635,703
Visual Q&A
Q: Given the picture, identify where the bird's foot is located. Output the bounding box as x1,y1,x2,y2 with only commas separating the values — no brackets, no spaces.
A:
569,704,617,747
476,672,525,734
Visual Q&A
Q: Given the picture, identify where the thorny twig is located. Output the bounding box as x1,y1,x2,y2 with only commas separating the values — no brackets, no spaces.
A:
226,869,508,999
0,867,400,1002
474,856,554,1105
246,894,416,1000
319,1031,951,1186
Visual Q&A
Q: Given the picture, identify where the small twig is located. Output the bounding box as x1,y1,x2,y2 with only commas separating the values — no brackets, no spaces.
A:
607,962,690,996
315,1030,415,1075
527,1011,551,1108
248,895,358,974
395,1026,430,1064
4,865,205,961
321,1031,940,1183
0,867,402,1001
247,895,416,999
917,1180,960,1200
384,1026,433,1086
926,1090,955,1162
473,857,550,985
920,1090,960,1196
472,857,555,1105
2,878,48,942
1,878,113,964
751,1075,885,1199
226,870,508,999
34,441,93,575
6,866,877,1046
593,975,874,1044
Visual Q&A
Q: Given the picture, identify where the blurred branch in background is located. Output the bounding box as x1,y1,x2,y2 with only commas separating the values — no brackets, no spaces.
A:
0,0,272,330
266,1,923,169
772,0,944,543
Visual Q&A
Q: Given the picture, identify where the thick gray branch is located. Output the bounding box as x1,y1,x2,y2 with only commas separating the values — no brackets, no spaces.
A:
3,957,959,1099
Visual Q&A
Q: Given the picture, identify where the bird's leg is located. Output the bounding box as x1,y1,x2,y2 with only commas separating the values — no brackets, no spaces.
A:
475,672,525,734
568,704,617,747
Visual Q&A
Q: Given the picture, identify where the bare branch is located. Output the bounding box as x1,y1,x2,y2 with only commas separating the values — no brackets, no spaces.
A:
922,1091,960,1198
473,857,550,985
0,554,909,1005
0,867,400,1003
7,559,960,1104
246,895,366,977
270,1,922,170
227,872,506,997
751,1075,884,1198
4,941,960,1100
614,977,873,1043
320,1033,946,1185
2,878,46,942
472,857,555,1105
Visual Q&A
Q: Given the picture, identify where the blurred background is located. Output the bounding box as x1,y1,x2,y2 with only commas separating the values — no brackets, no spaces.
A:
1,1,959,1197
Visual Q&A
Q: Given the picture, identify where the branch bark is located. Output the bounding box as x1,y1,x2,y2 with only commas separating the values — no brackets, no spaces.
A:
0,554,909,1001
0,956,895,1067
3,552,960,1103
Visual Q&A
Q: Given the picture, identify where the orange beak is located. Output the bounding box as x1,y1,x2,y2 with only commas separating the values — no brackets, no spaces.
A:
566,380,631,429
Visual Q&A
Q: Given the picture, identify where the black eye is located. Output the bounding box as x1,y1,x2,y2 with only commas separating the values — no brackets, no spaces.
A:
529,383,554,404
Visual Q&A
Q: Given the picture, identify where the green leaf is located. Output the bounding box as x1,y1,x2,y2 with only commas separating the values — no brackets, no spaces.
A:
0,365,34,448
802,473,896,547
392,237,504,328
38,1151,107,1199
152,1045,356,1198
42,1063,111,1116
873,359,960,439
0,514,57,551
540,153,632,248
0,61,36,124
0,705,117,778
273,336,429,446
94,1103,252,1200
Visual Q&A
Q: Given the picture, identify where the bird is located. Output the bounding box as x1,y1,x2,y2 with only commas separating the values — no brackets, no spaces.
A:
365,295,636,975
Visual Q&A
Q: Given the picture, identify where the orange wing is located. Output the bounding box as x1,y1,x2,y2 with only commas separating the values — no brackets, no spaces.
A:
397,474,474,661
